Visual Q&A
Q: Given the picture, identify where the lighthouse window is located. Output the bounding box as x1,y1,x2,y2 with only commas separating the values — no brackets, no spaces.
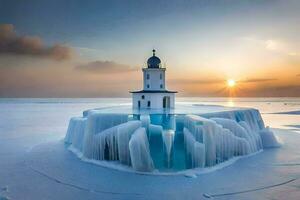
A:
160,84,163,88
147,74,150,79
141,95,145,99
147,84,150,88
147,101,151,107
160,73,162,79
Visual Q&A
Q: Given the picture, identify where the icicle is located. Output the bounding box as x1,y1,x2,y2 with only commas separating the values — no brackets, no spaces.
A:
193,142,205,168
162,130,175,168
82,111,128,159
117,121,142,165
183,128,206,168
140,115,150,131
129,127,154,172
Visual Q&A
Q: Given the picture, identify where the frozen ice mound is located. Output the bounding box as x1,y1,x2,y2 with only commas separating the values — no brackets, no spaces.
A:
201,109,265,132
65,117,87,152
64,106,280,173
184,115,255,167
210,118,262,153
259,127,281,148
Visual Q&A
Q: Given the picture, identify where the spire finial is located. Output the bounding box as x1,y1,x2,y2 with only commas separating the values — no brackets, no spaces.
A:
152,49,156,56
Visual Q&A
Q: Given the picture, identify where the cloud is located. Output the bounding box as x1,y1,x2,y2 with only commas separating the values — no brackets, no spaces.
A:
240,37,299,56
170,78,277,85
241,85,300,97
0,24,73,60
168,79,225,84
75,60,138,73
265,40,279,51
239,78,277,83
288,52,300,56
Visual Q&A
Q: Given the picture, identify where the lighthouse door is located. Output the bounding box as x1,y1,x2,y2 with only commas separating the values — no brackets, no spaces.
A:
163,96,170,108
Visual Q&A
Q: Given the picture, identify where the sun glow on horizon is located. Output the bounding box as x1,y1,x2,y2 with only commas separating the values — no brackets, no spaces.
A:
227,79,236,88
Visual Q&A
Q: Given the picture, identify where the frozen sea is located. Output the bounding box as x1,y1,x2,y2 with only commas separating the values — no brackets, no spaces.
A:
1,97,300,200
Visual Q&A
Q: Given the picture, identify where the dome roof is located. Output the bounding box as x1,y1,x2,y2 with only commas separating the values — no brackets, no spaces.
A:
147,49,161,68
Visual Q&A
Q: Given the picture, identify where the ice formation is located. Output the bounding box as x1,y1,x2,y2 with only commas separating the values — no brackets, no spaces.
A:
259,127,281,148
65,117,87,152
65,107,280,173
118,121,143,165
129,127,154,172
162,130,175,167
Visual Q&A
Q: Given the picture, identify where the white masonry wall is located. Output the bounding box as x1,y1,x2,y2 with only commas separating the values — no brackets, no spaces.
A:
143,68,166,91
132,93,175,109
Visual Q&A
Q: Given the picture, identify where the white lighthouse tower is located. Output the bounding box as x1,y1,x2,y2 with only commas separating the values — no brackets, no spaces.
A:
131,49,177,109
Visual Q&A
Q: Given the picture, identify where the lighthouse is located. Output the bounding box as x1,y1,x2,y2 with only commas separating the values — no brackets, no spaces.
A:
131,49,177,109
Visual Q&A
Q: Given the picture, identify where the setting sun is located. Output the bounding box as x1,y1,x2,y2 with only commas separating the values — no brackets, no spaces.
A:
227,79,236,88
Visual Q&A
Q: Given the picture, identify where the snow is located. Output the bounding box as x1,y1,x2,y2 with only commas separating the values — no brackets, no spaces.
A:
273,110,300,115
23,129,298,200
1,98,299,200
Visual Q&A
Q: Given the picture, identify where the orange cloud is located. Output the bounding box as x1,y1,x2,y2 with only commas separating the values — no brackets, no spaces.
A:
239,78,277,83
75,60,138,73
168,78,225,85
0,24,73,60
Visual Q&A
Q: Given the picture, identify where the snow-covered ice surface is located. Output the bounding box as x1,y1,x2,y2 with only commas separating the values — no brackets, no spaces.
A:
1,98,300,199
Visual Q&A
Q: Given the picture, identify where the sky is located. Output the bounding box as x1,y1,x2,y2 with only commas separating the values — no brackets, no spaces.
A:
0,0,300,97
